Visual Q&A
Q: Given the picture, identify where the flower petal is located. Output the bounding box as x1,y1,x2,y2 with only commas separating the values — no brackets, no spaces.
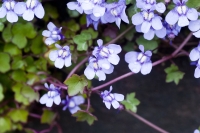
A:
141,21,151,33
54,95,61,105
186,8,198,21
193,30,200,38
0,7,7,18
47,22,56,31
132,13,143,25
114,93,124,101
14,2,26,15
98,59,111,69
96,70,106,81
23,9,34,21
108,54,120,65
7,11,18,23
152,16,163,30
141,61,152,75
104,101,111,109
46,98,53,107
121,7,129,24
194,67,200,78
144,29,155,40
97,39,103,46
65,56,72,67
55,58,64,69
69,106,80,114
155,27,167,38
34,3,45,19
103,64,114,74
45,38,56,45
155,2,166,13
178,16,189,27
189,48,200,61
84,66,95,80
125,51,138,63
71,95,85,105
39,94,48,104
165,10,179,25
111,100,120,109
42,30,51,37
188,20,200,32
128,62,141,73
107,44,122,54
115,17,121,29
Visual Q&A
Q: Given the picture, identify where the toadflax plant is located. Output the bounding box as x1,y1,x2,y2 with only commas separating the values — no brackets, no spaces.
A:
0,0,200,132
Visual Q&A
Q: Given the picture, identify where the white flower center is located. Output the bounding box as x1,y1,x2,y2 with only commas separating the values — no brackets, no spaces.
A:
58,49,69,58
111,9,118,16
176,5,187,15
146,0,155,4
26,0,38,9
93,62,99,70
143,11,154,21
4,1,16,10
69,100,76,108
99,47,111,58
137,53,147,63
104,93,114,102
47,91,58,98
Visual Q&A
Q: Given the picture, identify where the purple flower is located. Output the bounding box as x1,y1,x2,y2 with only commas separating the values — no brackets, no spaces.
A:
0,0,18,23
136,0,166,13
67,1,83,14
125,45,152,75
136,24,166,40
103,0,129,28
163,21,181,40
62,95,85,114
49,44,72,69
86,14,100,30
189,20,200,38
194,129,200,133
39,83,61,107
165,0,198,27
84,56,114,81
132,9,163,33
42,22,64,45
14,0,44,21
93,39,122,66
101,86,124,109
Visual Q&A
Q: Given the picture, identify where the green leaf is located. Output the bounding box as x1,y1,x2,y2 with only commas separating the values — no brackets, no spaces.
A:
136,36,158,53
11,70,27,82
23,23,37,39
0,22,4,31
121,92,140,113
72,110,97,125
186,0,200,8
164,64,185,85
81,28,98,39
41,109,57,125
0,52,10,73
44,4,59,19
2,24,12,42
64,74,88,96
8,109,29,123
4,43,22,56
68,9,80,18
30,34,46,54
127,5,139,18
65,20,80,32
12,34,27,49
12,84,29,105
0,117,11,133
73,33,91,51
35,58,47,71
0,84,4,102
21,85,39,102
11,56,26,70
26,73,40,86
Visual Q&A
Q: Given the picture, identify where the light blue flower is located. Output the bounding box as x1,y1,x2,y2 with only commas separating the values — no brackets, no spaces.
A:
84,56,114,81
49,44,72,69
194,129,200,133
165,0,198,27
14,0,44,21
0,0,18,23
103,0,129,28
101,86,124,109
62,95,85,114
42,22,64,45
39,83,61,107
163,21,181,40
125,45,152,75
93,39,122,66
132,9,163,33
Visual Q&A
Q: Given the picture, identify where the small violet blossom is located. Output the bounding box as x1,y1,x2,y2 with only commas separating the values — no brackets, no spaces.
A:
136,0,166,13
84,56,114,81
103,0,129,28
125,45,152,75
42,22,64,45
14,0,44,21
62,95,85,114
132,9,163,33
0,0,18,23
165,0,198,27
189,43,200,78
49,44,72,69
163,21,181,40
39,83,61,107
101,86,124,109
93,39,122,67
188,20,200,38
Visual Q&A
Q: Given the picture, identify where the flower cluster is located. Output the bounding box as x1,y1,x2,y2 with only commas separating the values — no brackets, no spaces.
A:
0,0,44,23
67,0,129,29
84,39,121,81
101,86,124,109
125,45,152,75
189,44,200,78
